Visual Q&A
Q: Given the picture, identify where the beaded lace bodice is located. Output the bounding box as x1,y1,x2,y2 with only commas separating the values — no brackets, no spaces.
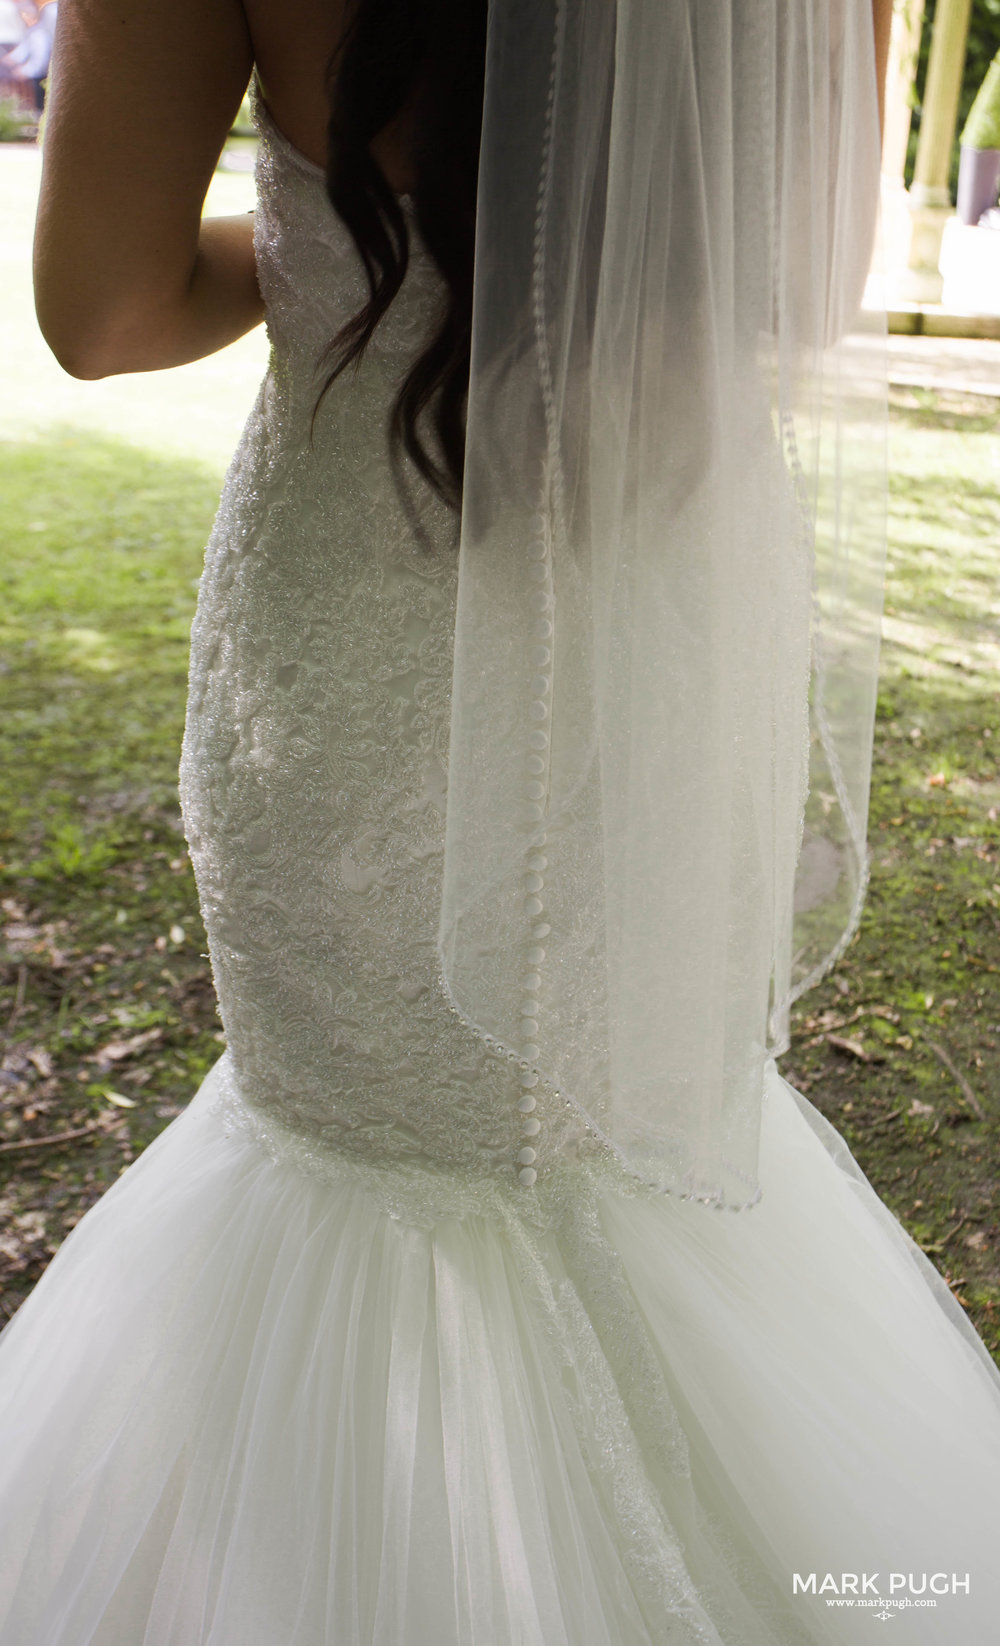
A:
179,101,607,1221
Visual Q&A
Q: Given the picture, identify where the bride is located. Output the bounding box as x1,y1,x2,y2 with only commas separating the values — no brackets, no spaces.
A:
3,1,1000,1642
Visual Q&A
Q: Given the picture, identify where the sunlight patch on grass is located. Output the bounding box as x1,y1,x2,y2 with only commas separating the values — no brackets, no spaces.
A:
61,627,119,671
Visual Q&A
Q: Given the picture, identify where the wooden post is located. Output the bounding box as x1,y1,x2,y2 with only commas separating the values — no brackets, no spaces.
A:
882,0,926,287
883,0,926,186
903,0,973,300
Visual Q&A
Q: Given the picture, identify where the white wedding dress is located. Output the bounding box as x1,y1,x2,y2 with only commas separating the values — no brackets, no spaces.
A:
2,105,1000,1646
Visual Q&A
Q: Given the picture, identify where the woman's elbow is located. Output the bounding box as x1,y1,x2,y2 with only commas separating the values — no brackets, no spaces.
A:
33,251,174,378
43,333,115,380
35,298,152,380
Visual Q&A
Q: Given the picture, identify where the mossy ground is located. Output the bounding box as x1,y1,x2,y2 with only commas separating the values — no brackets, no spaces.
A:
1,389,999,1364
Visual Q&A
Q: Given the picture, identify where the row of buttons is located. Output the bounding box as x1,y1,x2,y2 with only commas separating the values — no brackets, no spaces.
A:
515,520,555,1185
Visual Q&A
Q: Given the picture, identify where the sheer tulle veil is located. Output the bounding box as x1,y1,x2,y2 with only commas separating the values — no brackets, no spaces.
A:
438,0,887,1209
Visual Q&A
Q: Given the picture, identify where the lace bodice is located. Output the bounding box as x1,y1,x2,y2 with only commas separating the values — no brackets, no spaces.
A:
180,100,610,1220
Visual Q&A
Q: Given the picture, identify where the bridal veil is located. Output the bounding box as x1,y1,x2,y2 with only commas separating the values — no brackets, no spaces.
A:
439,0,887,1208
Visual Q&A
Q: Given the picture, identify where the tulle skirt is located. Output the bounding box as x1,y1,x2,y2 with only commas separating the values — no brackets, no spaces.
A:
1,1060,998,1646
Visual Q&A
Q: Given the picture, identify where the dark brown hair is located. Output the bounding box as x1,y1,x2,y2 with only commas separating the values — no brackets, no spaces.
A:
320,0,488,509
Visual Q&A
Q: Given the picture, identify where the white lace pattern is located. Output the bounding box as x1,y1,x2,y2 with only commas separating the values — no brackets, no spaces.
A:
179,100,624,1217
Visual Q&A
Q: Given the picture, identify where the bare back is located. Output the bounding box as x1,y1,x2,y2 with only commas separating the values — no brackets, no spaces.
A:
242,0,417,191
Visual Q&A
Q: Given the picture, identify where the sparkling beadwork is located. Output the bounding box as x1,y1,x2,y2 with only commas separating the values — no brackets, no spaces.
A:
521,1117,542,1136
517,1147,537,1166
518,1166,538,1187
518,1095,538,1114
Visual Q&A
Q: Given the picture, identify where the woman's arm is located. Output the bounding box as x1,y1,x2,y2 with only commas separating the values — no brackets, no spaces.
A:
34,0,264,379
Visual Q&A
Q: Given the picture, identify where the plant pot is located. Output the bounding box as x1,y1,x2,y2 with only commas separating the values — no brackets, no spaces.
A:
957,145,1000,226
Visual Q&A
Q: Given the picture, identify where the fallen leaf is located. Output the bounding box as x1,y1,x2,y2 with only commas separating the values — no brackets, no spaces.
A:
908,1099,935,1119
3,923,41,946
826,1034,872,1062
87,1028,163,1069
104,1092,138,1109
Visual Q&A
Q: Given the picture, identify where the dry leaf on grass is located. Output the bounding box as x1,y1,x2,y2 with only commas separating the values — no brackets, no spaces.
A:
86,1028,163,1069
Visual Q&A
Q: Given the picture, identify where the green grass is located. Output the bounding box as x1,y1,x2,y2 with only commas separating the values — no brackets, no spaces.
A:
0,432,225,1314
0,432,221,836
0,390,998,1357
